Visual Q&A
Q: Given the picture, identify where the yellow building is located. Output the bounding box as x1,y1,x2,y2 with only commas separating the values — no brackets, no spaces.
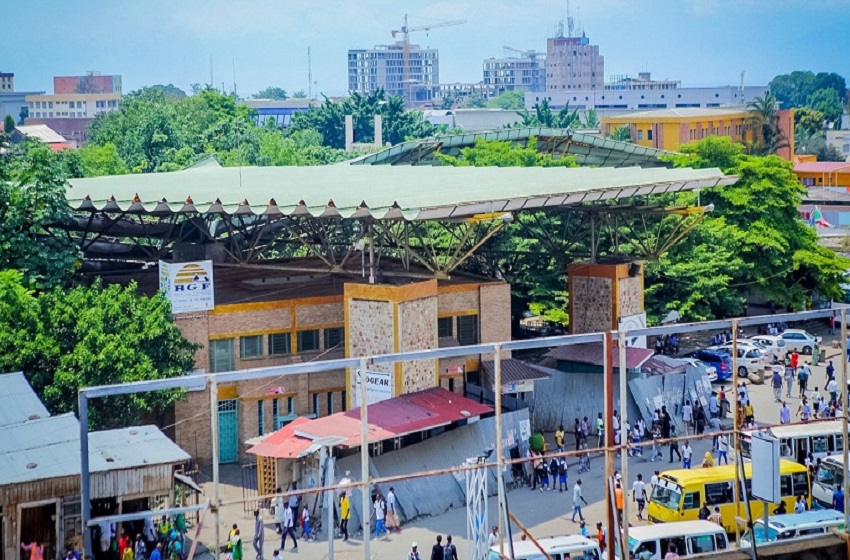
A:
602,107,751,152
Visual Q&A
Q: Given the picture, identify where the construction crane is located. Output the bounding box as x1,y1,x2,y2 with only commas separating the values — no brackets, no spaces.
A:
391,14,466,106
502,46,543,60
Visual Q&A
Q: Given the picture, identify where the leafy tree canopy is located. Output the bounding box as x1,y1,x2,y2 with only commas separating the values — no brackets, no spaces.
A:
520,99,580,128
485,91,525,110
253,86,288,100
436,137,577,168
770,71,846,109
291,90,307,98
465,92,487,108
0,270,199,428
149,84,187,99
288,89,435,149
806,88,843,128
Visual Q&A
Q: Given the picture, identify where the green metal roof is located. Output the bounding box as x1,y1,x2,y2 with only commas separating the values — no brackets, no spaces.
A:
67,162,736,221
352,128,674,167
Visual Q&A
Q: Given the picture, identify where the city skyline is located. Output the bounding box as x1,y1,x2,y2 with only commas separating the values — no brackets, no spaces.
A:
4,0,850,97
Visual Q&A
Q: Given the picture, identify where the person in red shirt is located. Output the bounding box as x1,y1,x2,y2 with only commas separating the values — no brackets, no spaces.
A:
118,531,131,560
790,351,799,372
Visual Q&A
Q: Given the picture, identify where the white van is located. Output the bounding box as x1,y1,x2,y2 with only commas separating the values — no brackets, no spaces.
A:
812,455,845,509
740,510,845,548
628,521,729,560
488,535,603,560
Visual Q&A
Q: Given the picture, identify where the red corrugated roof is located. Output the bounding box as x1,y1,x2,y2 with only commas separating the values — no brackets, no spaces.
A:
794,162,850,173
246,416,314,458
295,388,492,448
544,342,655,369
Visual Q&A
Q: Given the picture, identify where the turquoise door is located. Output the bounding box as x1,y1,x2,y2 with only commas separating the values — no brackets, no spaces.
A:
218,399,239,463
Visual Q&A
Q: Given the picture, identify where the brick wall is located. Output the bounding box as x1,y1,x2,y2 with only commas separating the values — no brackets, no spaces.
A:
296,302,343,326
617,276,643,318
570,276,613,334
208,306,293,335
438,289,479,314
174,314,211,371
399,296,438,394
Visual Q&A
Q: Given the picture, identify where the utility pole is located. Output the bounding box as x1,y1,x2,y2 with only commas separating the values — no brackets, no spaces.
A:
308,47,313,99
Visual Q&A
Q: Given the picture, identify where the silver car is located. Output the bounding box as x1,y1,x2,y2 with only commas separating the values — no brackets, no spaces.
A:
780,329,822,355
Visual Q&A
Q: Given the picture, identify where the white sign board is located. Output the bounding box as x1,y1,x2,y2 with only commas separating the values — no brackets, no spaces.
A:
618,313,647,348
159,260,215,313
751,432,781,503
353,369,394,406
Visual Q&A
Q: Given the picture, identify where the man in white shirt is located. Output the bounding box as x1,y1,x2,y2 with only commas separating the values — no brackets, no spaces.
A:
650,470,659,488
682,441,693,469
827,377,839,405
386,487,399,533
632,474,648,521
681,400,693,435
272,488,285,534
373,494,387,540
717,434,728,465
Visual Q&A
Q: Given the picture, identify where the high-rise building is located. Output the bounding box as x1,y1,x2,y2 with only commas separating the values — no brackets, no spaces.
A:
546,33,604,92
0,71,14,92
348,42,439,102
482,51,546,93
0,71,45,126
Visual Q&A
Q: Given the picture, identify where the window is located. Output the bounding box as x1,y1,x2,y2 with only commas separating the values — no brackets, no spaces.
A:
637,130,644,141
457,315,480,346
312,393,320,415
257,401,265,436
323,327,344,349
327,392,334,414
240,335,263,358
268,332,292,355
647,129,653,140
793,471,812,495
683,491,700,510
438,317,454,338
209,339,235,373
660,537,686,558
688,535,715,554
714,533,728,550
705,482,729,505
272,398,279,419
298,330,320,352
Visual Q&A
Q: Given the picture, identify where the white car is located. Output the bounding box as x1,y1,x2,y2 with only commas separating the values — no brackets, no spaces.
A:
681,358,718,382
780,329,822,355
750,335,788,361
709,344,765,378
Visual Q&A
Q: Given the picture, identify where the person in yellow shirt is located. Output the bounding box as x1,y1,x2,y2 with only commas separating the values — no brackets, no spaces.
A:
555,425,565,453
339,491,351,541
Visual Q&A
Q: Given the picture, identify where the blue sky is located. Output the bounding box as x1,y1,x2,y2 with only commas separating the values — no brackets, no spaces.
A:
4,0,849,97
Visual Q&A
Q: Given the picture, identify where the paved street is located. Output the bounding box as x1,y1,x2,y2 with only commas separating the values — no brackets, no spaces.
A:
194,324,841,559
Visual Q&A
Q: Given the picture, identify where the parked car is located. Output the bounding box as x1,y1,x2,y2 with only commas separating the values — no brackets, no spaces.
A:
680,358,718,382
683,349,733,381
781,329,822,355
750,334,788,362
709,344,765,378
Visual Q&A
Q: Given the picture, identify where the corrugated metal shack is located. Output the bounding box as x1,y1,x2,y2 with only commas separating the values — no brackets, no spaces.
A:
0,373,191,560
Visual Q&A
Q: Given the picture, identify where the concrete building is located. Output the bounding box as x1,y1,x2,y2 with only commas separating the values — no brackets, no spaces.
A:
606,72,679,91
53,72,121,95
423,108,524,131
24,93,120,145
602,107,752,152
243,98,318,127
348,42,439,101
827,130,850,161
483,52,546,93
794,160,850,189
546,33,604,93
0,372,190,560
0,71,13,92
11,124,72,151
527,85,769,112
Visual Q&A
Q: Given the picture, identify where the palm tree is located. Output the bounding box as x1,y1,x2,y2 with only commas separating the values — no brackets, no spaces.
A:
744,93,789,156
581,108,600,129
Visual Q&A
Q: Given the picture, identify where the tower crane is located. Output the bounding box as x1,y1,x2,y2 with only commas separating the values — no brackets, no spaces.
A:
391,14,466,106
502,46,543,60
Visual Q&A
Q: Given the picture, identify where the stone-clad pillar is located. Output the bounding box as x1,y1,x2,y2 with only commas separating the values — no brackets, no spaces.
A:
568,261,644,334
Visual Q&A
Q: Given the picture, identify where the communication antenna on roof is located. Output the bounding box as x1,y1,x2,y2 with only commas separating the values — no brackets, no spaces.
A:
209,55,214,89
566,0,574,37
739,70,745,93
308,46,313,99
232,58,237,96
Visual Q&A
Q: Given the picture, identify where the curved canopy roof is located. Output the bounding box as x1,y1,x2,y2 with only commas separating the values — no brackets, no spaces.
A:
352,127,674,167
67,162,735,221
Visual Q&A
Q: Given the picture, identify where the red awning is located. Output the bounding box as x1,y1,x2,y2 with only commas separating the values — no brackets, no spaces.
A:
246,416,314,459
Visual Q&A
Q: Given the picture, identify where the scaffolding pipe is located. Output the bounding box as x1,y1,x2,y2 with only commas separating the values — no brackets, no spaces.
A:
731,320,740,543
494,344,505,557
618,331,629,555
842,309,849,531
210,376,221,559
79,394,92,559
359,358,371,559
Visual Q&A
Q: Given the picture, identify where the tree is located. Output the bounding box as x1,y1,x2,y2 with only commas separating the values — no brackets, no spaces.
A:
253,86,288,100
150,84,187,99
610,125,632,142
0,140,79,288
291,90,307,98
581,108,600,129
485,91,525,110
77,143,129,176
795,107,826,138
744,93,788,156
520,99,580,128
807,88,843,128
465,92,486,108
440,94,455,110
436,137,577,168
3,115,14,133
0,270,199,428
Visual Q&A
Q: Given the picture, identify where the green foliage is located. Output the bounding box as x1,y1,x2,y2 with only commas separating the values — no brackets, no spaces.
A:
485,91,525,110
253,86,288,100
806,88,843,128
581,108,600,129
436,137,578,168
291,90,307,99
529,432,545,452
289,89,435,149
610,125,632,142
149,84,187,99
520,99,580,128
3,115,13,133
465,92,486,108
770,71,847,109
795,107,826,138
745,93,788,156
0,140,79,288
0,270,199,428
657,136,850,320
76,143,129,177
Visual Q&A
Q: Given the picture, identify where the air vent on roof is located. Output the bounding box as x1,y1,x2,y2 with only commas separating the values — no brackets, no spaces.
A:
27,414,41,421
26,463,37,469
129,429,139,435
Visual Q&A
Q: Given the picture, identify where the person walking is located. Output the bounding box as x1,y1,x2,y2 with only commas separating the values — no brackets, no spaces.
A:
231,530,244,560
339,491,350,541
487,527,499,548
797,398,812,422
430,536,444,560
280,504,297,553
372,493,387,540
571,480,588,522
408,543,422,560
708,392,719,420
272,488,285,535
668,423,681,463
833,485,845,512
790,351,799,374
614,481,624,525
698,503,710,521
443,535,457,560
827,360,835,381
632,474,648,521
717,434,728,465
771,366,783,402
681,440,693,469
596,413,604,447
827,376,838,405
779,401,791,425
300,505,312,542
386,486,400,533
784,361,795,398
252,510,264,560
134,535,146,560
555,425,565,453
798,363,809,398
681,400,693,435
